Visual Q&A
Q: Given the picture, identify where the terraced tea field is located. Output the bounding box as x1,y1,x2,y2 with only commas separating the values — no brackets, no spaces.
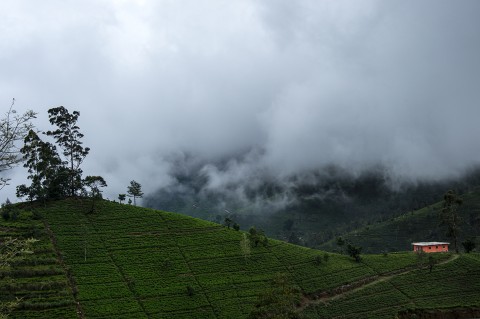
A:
1,199,479,318
0,210,78,318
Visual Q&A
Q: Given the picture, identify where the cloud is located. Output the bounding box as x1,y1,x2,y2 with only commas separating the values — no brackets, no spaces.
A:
1,0,480,203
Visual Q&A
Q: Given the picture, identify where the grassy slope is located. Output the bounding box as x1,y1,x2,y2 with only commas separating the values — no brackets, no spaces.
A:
2,199,479,318
319,189,480,254
0,210,78,318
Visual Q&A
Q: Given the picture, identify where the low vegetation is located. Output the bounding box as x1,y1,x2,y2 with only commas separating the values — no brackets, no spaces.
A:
0,199,478,318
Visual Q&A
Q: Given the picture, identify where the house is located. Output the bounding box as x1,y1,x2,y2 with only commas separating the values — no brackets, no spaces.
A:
412,242,449,253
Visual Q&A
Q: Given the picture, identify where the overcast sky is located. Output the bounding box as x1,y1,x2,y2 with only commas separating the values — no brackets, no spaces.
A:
2,0,480,202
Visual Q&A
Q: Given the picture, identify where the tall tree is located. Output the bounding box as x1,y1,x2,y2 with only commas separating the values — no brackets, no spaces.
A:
0,99,36,190
127,180,143,206
46,106,90,197
441,190,462,253
17,130,65,201
84,176,107,212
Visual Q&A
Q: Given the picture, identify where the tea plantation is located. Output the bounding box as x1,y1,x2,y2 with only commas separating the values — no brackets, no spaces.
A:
1,199,479,318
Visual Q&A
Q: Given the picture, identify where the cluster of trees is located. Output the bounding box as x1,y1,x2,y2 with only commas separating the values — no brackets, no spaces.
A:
118,180,144,205
336,236,362,262
1,102,148,209
13,106,106,205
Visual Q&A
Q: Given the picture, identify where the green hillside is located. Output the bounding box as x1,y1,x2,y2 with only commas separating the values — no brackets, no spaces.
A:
1,199,479,318
319,189,480,254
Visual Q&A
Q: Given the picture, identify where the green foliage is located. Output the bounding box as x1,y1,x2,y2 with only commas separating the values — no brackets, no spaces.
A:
346,243,362,262
127,180,143,205
7,199,479,319
320,189,480,254
323,253,330,263
0,237,38,267
17,106,94,201
118,193,126,204
248,226,268,248
248,273,303,319
45,106,90,197
313,255,322,266
224,217,232,229
441,190,463,253
462,239,476,253
186,285,195,296
83,175,107,212
19,130,67,201
0,207,75,319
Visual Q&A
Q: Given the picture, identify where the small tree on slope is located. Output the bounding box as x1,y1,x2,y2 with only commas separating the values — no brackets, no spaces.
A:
127,180,143,206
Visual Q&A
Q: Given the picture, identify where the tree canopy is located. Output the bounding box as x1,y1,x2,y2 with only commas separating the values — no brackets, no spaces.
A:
127,180,143,206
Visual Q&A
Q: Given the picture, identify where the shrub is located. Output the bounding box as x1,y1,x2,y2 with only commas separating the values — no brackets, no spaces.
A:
186,285,195,296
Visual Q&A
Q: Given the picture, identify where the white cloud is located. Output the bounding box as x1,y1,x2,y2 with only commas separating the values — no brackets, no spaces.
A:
1,0,480,201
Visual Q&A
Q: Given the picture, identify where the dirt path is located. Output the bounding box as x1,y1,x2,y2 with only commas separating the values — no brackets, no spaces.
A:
297,254,460,312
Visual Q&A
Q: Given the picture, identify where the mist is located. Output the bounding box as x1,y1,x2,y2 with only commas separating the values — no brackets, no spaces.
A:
1,1,480,206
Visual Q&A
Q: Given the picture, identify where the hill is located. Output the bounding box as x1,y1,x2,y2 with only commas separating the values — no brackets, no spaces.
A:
144,165,480,249
1,199,479,318
319,189,480,254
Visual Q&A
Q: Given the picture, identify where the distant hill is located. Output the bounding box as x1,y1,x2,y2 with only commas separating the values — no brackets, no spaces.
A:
319,188,480,254
144,165,480,249
1,199,479,318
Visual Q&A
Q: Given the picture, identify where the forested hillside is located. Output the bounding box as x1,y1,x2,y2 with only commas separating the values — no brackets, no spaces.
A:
145,166,480,249
320,188,480,254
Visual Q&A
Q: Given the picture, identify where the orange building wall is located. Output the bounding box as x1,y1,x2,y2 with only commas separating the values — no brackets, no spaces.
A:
413,244,449,253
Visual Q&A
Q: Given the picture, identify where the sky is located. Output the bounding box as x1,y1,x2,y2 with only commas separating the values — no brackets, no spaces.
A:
1,0,480,203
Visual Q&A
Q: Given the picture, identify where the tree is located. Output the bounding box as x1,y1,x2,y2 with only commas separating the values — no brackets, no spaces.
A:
462,239,476,253
0,99,36,190
46,106,90,197
18,130,65,201
240,233,251,264
248,226,268,248
127,180,143,206
336,236,346,254
118,194,126,204
346,243,362,262
440,190,463,253
224,217,233,229
83,176,107,212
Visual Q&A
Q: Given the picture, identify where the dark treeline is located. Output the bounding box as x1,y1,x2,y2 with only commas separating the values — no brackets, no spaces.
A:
145,163,480,248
